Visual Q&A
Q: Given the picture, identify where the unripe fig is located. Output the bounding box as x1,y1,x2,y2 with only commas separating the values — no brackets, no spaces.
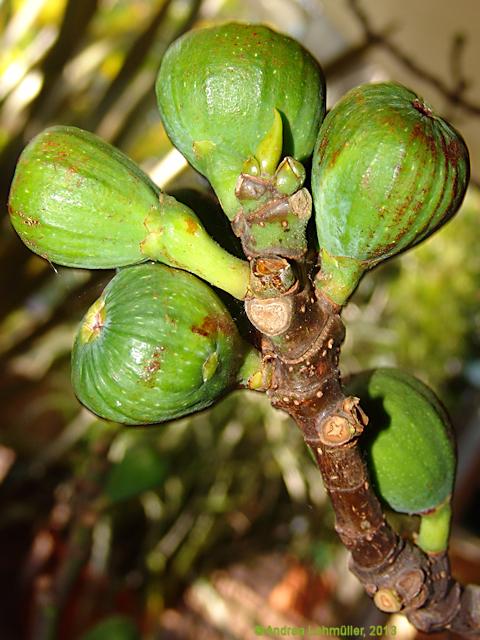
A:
8,126,249,299
312,83,469,305
346,368,455,552
72,263,263,425
81,616,140,640
156,22,325,220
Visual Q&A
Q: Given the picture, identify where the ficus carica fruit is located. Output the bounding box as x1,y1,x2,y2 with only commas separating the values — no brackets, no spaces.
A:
156,22,325,220
8,126,249,299
72,263,264,425
346,367,455,553
312,82,469,305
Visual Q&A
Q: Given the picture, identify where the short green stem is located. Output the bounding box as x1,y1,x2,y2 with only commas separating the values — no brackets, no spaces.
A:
141,201,250,299
315,248,366,306
417,500,452,554
237,347,271,391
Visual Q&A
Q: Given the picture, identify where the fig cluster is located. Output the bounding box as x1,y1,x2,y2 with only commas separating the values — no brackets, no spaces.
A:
8,22,469,537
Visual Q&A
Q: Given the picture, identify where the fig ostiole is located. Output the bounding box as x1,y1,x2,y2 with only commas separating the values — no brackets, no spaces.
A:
346,368,455,553
8,126,249,299
312,82,470,305
72,263,266,425
156,22,326,221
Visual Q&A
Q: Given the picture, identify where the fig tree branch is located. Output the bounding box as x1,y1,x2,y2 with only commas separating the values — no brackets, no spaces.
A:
244,257,480,634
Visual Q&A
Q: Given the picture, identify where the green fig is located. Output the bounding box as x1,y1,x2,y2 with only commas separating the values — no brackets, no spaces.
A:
80,616,140,640
346,368,456,552
312,83,469,305
72,263,265,425
156,22,325,221
8,126,249,299
105,443,168,503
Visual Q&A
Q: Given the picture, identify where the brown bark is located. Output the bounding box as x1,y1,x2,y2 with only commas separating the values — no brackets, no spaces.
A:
245,264,480,634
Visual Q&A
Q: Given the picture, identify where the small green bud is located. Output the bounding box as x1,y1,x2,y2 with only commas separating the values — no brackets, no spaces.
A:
241,156,261,177
274,157,306,195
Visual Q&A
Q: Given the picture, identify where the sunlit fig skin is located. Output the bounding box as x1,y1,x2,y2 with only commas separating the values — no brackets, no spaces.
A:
312,83,470,305
156,22,325,220
9,126,160,268
72,263,257,425
8,126,249,299
346,368,455,516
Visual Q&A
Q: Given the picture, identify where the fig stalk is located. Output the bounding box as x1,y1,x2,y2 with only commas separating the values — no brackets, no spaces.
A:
417,501,453,554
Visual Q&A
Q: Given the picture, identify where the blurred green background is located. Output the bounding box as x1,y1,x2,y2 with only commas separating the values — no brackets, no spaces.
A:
1,1,480,639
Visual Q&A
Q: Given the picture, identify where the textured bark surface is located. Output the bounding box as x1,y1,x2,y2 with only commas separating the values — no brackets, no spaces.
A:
244,263,480,634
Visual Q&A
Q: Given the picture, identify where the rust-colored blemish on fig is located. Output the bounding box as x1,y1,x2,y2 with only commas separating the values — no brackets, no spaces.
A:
410,121,436,155
16,210,39,226
354,92,366,105
328,147,341,169
23,216,39,226
316,133,330,161
191,316,217,337
185,218,200,234
192,315,232,338
441,136,463,165
48,150,69,162
41,137,60,149
163,313,177,326
142,346,165,384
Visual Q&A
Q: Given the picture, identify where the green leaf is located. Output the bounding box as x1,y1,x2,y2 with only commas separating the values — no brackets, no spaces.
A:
105,445,168,503
80,616,140,640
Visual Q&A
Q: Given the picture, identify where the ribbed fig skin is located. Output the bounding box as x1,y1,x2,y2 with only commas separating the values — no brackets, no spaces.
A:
8,126,161,268
156,23,325,218
346,368,455,514
312,83,469,264
72,263,244,424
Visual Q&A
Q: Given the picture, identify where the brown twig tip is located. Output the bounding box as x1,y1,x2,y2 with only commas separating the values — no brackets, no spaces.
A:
374,588,403,613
